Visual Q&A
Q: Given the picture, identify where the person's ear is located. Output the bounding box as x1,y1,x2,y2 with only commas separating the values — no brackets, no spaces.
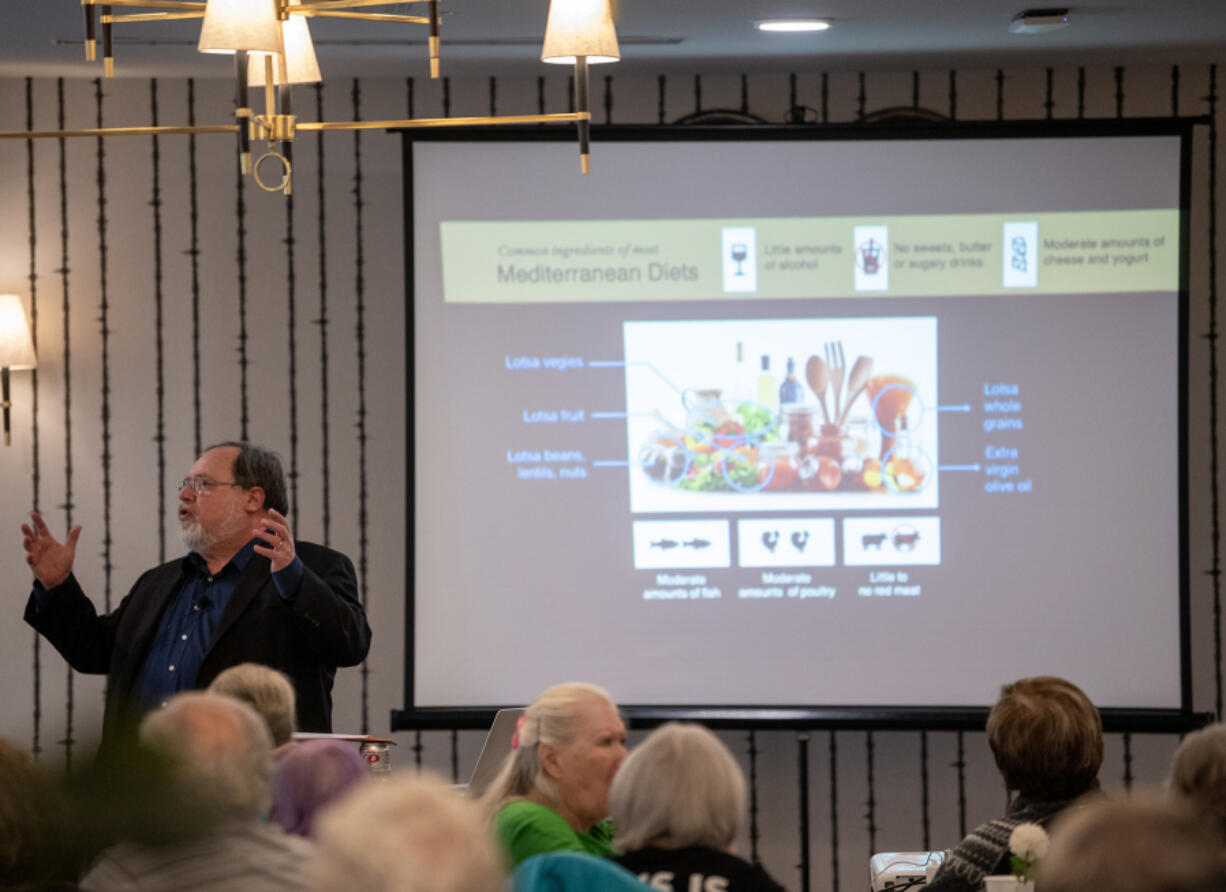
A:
244,485,266,513
538,742,563,780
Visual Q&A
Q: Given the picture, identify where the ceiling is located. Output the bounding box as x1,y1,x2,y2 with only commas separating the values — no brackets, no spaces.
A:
2,1,1224,81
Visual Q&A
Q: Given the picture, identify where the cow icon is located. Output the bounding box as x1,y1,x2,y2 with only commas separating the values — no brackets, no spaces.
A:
861,532,888,550
892,526,921,552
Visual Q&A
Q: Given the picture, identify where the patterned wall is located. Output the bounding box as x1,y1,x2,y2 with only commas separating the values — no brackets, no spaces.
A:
0,60,1220,891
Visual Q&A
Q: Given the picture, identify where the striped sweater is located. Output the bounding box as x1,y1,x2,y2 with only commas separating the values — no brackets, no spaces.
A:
925,787,1100,892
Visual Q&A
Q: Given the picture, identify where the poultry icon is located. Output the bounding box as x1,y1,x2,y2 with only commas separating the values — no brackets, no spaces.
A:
790,531,809,553
762,531,781,553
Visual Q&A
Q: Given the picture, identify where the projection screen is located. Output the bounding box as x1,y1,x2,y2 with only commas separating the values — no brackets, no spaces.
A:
398,122,1192,729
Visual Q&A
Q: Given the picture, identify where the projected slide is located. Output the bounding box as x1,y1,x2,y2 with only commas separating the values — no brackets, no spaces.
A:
623,316,938,515
409,129,1187,715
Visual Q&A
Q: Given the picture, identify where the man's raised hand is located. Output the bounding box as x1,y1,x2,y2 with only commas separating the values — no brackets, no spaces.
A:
20,511,81,589
253,508,296,573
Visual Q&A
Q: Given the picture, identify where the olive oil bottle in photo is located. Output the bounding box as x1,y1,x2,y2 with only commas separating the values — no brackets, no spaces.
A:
757,355,778,412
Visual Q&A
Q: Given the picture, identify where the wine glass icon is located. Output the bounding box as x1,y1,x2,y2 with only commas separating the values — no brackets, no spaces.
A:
731,243,748,276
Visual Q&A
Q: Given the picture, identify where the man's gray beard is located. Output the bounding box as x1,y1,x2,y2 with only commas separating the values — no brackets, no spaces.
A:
179,517,217,553
179,505,248,554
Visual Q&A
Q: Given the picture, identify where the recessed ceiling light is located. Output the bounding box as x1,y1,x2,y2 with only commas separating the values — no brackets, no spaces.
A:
756,19,831,33
1009,8,1070,34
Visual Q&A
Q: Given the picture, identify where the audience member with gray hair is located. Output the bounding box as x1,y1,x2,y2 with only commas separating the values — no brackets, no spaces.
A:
609,723,784,892
307,770,505,892
208,661,298,751
1166,721,1226,844
81,692,313,892
1038,796,1226,892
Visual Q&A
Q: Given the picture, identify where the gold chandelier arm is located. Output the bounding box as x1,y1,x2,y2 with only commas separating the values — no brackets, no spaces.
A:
0,125,239,139
292,10,430,23
293,0,433,9
86,0,206,8
297,112,589,132
101,11,205,22
0,114,589,140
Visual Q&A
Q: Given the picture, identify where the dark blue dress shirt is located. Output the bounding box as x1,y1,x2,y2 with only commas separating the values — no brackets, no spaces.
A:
131,539,304,711
31,536,307,713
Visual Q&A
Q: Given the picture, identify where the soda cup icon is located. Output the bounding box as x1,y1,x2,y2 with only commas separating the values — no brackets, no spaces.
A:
858,238,882,274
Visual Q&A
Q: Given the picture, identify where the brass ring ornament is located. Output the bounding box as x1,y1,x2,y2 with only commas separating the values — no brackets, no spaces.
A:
253,150,292,193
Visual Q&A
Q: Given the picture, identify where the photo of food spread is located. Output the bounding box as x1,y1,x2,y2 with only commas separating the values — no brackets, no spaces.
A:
624,317,938,513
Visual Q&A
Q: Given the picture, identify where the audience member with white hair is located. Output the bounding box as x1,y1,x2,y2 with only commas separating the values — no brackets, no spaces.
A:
306,770,505,892
207,661,298,754
485,682,628,867
1166,721,1226,844
1037,797,1226,892
80,691,312,892
609,723,784,892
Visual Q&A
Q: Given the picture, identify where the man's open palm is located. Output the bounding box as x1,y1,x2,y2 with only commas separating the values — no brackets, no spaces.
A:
21,511,80,589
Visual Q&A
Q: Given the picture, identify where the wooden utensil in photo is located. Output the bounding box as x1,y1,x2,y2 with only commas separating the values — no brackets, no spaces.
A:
805,355,831,424
824,341,846,422
838,355,875,424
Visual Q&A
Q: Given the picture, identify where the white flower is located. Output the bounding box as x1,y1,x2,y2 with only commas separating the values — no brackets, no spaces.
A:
1008,823,1050,863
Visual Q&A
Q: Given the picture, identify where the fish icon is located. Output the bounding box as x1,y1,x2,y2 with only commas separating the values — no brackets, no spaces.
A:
683,538,711,550
651,538,679,550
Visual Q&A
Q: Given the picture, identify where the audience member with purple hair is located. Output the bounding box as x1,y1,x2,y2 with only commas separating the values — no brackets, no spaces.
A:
270,740,369,837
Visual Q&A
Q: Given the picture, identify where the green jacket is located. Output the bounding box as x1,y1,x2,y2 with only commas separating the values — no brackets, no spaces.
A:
494,800,617,868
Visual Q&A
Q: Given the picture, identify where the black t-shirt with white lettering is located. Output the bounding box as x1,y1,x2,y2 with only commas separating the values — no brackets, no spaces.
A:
614,845,787,892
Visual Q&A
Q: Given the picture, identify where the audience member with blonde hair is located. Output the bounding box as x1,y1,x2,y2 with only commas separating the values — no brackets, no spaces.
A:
484,682,628,867
925,676,1104,892
307,771,505,892
208,661,297,752
1038,797,1226,892
1166,721,1226,844
609,723,784,892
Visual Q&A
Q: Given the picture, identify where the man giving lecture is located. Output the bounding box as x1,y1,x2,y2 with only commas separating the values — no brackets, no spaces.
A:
22,442,370,748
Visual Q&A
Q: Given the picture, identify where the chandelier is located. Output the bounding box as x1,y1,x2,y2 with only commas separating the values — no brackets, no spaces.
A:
4,0,620,192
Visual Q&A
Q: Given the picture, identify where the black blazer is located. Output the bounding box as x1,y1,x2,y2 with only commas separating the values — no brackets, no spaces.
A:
25,540,370,746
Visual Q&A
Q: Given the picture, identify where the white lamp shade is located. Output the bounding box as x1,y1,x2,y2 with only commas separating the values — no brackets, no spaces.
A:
250,2,321,85
0,295,36,370
198,0,281,55
249,20,321,85
541,0,620,64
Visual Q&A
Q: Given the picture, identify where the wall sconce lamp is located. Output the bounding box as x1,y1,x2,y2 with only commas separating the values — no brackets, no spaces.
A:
0,295,37,447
